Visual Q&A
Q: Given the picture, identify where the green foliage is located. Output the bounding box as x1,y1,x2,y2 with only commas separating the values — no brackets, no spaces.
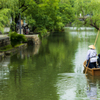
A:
74,0,100,30
9,32,27,47
24,0,75,33
34,27,48,38
0,43,25,51
27,15,36,27
59,3,75,24
0,0,75,34
10,21,16,31
0,8,10,33
0,44,13,51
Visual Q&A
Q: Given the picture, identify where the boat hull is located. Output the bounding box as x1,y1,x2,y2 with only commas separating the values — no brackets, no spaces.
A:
83,60,100,76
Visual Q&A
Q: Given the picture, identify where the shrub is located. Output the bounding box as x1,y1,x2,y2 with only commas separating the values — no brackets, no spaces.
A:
9,32,27,47
34,27,48,38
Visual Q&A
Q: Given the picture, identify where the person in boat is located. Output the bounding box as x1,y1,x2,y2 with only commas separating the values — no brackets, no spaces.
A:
97,54,100,68
86,45,97,68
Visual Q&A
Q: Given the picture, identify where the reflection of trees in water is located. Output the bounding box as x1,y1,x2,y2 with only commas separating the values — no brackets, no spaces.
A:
0,30,79,99
16,44,40,59
8,44,41,80
37,31,79,73
49,32,69,44
26,45,40,55
0,29,100,99
5,48,59,100
6,44,40,84
74,75,100,100
0,56,10,95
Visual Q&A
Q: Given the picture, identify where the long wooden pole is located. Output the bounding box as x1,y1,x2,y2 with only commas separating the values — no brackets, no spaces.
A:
85,28,100,74
94,29,100,46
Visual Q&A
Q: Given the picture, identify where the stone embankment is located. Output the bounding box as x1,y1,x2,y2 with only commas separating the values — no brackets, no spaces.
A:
25,35,41,45
0,44,27,61
0,34,41,61
0,35,10,61
0,37,10,47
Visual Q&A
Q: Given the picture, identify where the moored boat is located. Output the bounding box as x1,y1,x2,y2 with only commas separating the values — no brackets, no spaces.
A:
83,60,100,76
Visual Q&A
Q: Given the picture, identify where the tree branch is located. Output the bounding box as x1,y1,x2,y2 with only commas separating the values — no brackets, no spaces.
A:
90,23,99,30
19,4,28,9
21,6,28,12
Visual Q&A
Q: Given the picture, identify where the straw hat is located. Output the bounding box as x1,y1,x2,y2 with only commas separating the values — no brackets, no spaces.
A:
88,45,96,49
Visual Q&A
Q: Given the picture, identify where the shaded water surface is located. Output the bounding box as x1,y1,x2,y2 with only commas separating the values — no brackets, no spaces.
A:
0,27,100,100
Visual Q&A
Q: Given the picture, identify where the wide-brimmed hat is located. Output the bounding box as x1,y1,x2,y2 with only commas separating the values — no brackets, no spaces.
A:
89,45,96,49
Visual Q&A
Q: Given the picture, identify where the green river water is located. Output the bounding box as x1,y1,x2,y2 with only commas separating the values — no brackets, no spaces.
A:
0,27,100,100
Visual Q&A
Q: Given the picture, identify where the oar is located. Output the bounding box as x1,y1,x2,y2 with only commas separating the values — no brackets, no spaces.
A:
85,59,90,74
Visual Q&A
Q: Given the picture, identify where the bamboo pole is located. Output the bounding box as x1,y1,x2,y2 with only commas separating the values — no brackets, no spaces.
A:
94,29,100,46
85,28,100,74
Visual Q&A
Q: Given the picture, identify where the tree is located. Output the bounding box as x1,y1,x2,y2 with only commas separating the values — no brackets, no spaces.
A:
0,0,29,31
74,0,100,30
0,0,11,32
0,0,75,34
0,8,10,33
24,0,75,36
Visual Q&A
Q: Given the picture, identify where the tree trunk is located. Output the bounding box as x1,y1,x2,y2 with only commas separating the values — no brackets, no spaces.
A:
32,26,37,32
15,15,19,32
10,14,20,32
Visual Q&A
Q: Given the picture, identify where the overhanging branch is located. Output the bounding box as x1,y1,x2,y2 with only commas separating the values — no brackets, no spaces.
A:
21,7,28,12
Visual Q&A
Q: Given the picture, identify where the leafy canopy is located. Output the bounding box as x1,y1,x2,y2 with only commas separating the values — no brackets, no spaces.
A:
74,0,100,30
25,0,75,34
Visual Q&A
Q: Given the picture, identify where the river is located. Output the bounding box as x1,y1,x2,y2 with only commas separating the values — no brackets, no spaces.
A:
0,27,100,100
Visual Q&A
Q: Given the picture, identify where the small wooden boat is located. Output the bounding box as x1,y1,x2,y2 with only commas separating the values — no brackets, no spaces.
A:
83,60,100,76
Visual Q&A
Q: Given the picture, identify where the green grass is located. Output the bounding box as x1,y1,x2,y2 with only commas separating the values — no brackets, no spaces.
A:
0,43,24,51
14,43,24,47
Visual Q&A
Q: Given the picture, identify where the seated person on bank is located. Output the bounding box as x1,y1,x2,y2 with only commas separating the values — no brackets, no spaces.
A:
86,45,97,68
97,54,100,68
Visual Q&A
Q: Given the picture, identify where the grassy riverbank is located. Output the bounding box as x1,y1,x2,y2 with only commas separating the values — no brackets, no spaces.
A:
0,43,24,52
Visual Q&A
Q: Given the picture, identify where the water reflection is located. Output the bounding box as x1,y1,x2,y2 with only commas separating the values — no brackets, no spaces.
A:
17,44,40,59
55,73,87,100
0,27,100,100
86,75,97,100
56,74,100,100
0,56,10,96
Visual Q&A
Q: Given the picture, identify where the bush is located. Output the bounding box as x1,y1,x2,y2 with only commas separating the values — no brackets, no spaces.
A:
34,27,48,38
40,28,48,38
9,32,27,47
54,22,64,32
